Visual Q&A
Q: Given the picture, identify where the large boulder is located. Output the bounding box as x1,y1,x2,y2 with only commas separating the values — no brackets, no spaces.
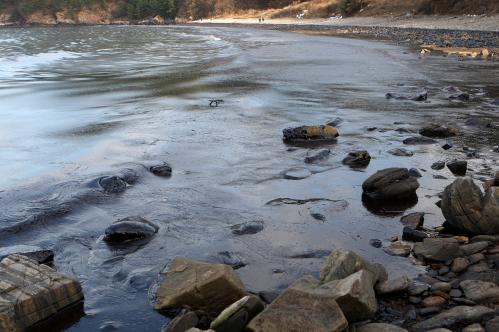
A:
283,125,339,143
320,249,387,284
441,178,499,235
154,258,247,318
104,216,159,243
413,238,462,262
0,255,84,332
246,276,348,332
412,306,495,332
362,168,419,200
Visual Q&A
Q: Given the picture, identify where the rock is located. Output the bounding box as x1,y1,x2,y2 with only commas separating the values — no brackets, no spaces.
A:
283,125,339,142
104,216,159,243
258,291,280,304
0,255,84,332
409,282,430,296
413,238,462,262
216,252,246,270
210,295,264,332
375,276,411,295
386,91,427,102
304,149,331,164
451,257,470,273
388,148,414,157
246,276,348,332
432,161,446,170
150,164,172,177
419,307,441,316
362,168,419,200
98,176,128,193
0,245,54,265
463,323,485,332
409,296,422,304
412,306,495,331
409,168,422,178
162,310,198,332
400,212,424,230
370,239,383,248
384,241,411,257
402,227,427,242
282,167,312,180
442,143,453,150
403,136,437,145
432,282,451,292
469,253,485,264
449,93,470,101
342,150,371,167
423,296,447,307
460,242,489,256
154,258,247,318
460,280,499,303
356,323,408,332
231,220,264,235
485,317,499,332
441,178,499,235
420,124,458,138
471,235,499,243
320,249,386,283
447,160,468,176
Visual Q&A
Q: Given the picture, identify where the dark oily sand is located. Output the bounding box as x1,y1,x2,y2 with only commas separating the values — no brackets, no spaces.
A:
0,26,498,332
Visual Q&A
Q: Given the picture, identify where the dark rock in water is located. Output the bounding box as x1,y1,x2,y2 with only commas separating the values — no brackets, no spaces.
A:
409,168,422,178
449,93,470,101
288,249,331,259
447,160,467,176
386,91,427,102
400,212,424,230
367,127,377,131
362,168,420,200
420,124,458,138
433,175,448,180
283,125,339,143
441,177,499,235
388,148,414,157
342,150,371,168
402,227,427,242
231,220,264,235
282,167,312,180
403,136,438,145
150,164,172,177
104,216,159,243
369,239,382,248
0,245,54,265
326,117,343,127
304,149,331,164
162,310,198,332
99,176,128,194
310,213,326,221
432,161,446,170
442,143,453,150
413,238,462,262
217,251,246,270
210,295,265,332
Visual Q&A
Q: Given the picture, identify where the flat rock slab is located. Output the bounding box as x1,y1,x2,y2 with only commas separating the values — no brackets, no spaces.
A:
0,254,84,332
412,306,494,331
413,238,462,262
154,258,246,318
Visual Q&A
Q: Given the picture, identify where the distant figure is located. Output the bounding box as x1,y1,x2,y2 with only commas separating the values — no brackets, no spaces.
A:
262,17,265,22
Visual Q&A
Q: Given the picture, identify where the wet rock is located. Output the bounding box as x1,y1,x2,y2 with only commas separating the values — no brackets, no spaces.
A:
432,161,446,170
231,220,264,235
463,324,485,332
434,175,448,179
409,168,422,178
0,254,84,332
362,168,419,200
282,167,312,180
409,296,422,304
310,213,326,221
460,242,489,256
320,249,386,283
210,295,264,332
246,276,348,332
150,164,172,177
304,149,331,164
450,289,463,298
403,136,437,145
419,307,441,316
370,239,383,248
104,216,159,243
154,258,247,318
0,245,54,265
468,253,485,264
447,160,468,176
432,282,451,293
402,227,427,242
409,282,430,296
413,238,462,262
449,93,470,101
282,125,339,143
98,176,128,194
441,178,499,235
384,241,411,257
162,310,198,332
216,252,246,270
423,296,446,307
400,212,424,230
386,91,427,102
442,143,453,150
342,150,371,167
485,317,499,332
375,276,411,295
356,323,408,332
420,124,459,138
288,249,331,259
412,306,494,331
471,235,499,244
460,280,499,303
327,118,343,127
388,148,414,157
451,257,470,273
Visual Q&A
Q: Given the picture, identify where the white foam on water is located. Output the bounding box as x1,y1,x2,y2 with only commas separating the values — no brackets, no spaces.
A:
0,50,81,76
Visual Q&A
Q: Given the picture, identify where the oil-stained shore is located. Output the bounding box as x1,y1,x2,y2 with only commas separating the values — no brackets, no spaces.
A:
0,25,498,331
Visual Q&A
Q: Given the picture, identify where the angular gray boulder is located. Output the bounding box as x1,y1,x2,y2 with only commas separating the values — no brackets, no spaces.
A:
441,178,499,235
362,168,419,200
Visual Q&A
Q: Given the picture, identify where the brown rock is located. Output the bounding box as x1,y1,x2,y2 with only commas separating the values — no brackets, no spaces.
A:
384,241,411,257
463,323,485,332
451,257,470,273
413,238,462,262
283,125,339,142
423,296,447,307
460,280,499,304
